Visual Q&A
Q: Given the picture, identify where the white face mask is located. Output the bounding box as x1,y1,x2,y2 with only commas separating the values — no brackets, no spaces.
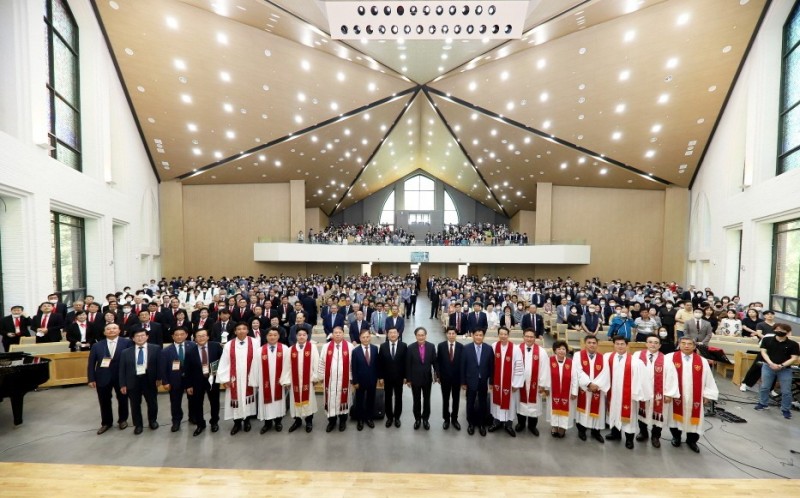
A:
659,331,668,339
49,299,58,304
619,313,627,318
11,312,21,318
693,313,703,319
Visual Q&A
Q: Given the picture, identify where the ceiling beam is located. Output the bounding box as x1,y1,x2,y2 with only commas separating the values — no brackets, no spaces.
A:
421,87,509,218
329,88,422,216
176,86,420,181
425,87,673,186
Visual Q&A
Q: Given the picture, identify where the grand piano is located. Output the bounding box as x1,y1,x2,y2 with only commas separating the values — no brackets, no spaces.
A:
0,352,50,426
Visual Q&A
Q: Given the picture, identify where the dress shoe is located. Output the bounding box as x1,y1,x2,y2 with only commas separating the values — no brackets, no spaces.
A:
171,424,180,432
326,420,336,433
591,430,605,444
149,422,159,430
487,423,500,433
118,421,128,430
529,426,539,437
211,424,219,433
423,420,430,430
468,425,475,435
577,430,587,441
414,420,421,430
515,423,525,432
97,425,111,435
386,418,394,428
504,424,516,438
687,442,700,453
557,428,566,438
394,419,401,428
452,421,461,431
230,423,241,436
134,426,143,435
636,432,648,442
243,419,251,432
551,429,558,437
671,438,681,447
338,419,347,432
288,419,302,433
479,426,487,437
193,426,205,437
305,424,313,433
652,436,661,448
605,432,621,441
366,420,374,429
189,418,196,425
443,420,450,430
357,421,364,431
275,420,283,432
260,422,271,435
625,439,634,450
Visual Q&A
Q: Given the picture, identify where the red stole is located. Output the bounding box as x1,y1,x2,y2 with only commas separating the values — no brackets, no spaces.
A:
577,350,604,418
260,343,284,404
607,353,633,423
291,344,313,406
672,353,704,425
639,351,665,421
324,341,350,411
519,344,540,404
229,339,254,408
549,357,572,416
492,342,513,410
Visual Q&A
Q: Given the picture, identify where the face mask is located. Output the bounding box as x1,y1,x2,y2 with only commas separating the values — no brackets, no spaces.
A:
666,304,673,309
776,331,788,337
11,312,21,318
600,301,606,306
123,308,132,313
49,299,58,304
693,313,703,319
619,313,627,318
659,331,668,339
754,307,762,311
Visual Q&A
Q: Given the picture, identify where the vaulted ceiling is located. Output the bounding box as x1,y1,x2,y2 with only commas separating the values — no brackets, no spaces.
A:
93,0,769,216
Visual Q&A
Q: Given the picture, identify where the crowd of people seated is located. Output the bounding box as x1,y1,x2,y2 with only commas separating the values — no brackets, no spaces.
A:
297,222,528,246
424,223,528,246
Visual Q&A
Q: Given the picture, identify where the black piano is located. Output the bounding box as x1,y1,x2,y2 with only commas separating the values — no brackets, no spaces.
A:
0,352,50,426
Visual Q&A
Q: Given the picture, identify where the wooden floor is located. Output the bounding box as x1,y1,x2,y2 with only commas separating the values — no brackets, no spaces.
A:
0,462,794,497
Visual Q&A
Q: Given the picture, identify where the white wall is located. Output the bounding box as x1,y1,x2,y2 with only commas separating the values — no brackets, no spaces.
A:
689,0,800,306
0,0,160,313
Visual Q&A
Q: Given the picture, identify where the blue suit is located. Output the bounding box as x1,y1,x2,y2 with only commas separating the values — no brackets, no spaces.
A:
88,337,133,427
351,344,379,422
385,316,405,339
160,341,197,425
460,342,494,427
323,312,345,338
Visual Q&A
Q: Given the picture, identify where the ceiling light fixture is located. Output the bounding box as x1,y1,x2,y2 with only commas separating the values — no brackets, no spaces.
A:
180,94,192,104
216,32,228,45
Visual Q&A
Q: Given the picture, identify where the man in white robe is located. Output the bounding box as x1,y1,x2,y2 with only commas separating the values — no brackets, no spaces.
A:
571,335,610,444
667,336,719,453
217,323,259,435
280,328,320,433
636,334,679,448
488,327,524,437
249,329,290,434
515,329,550,436
603,335,652,449
316,326,354,432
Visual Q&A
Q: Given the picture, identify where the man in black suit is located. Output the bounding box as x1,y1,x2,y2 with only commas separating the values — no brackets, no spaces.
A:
66,310,94,351
146,302,171,343
449,303,468,336
86,303,105,343
436,327,464,430
520,304,545,338
119,329,161,435
30,302,64,343
231,298,253,324
87,323,132,434
210,309,235,343
64,300,84,326
467,302,489,335
119,303,140,336
377,327,407,428
385,305,405,341
277,296,295,330
185,329,222,436
461,329,494,436
429,285,441,319
132,310,164,345
288,312,313,346
46,293,68,317
1,305,30,352
160,327,196,432
405,327,437,430
351,329,379,431
348,310,370,344
299,290,317,326
323,304,344,340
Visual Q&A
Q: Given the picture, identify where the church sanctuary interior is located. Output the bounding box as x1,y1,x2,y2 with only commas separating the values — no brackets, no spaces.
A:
2,0,800,495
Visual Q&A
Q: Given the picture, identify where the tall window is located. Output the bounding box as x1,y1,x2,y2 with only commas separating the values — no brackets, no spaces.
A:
444,190,459,226
51,211,86,304
45,0,82,171
404,175,435,210
409,213,431,225
779,3,800,174
771,218,800,317
379,190,395,229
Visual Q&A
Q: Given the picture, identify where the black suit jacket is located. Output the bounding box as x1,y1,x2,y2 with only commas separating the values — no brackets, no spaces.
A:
87,338,133,387
448,312,468,334
231,307,253,324
160,342,197,389
30,313,64,343
436,340,464,385
460,342,494,390
1,315,31,349
288,323,312,346
377,340,407,383
65,322,95,351
520,313,545,334
185,341,223,390
348,320,370,343
118,312,140,335
210,321,235,343
130,322,164,346
119,343,161,389
351,344,379,387
405,341,437,387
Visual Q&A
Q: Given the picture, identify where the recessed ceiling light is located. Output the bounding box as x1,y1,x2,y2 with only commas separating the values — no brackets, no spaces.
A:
216,32,228,45
658,94,669,104
294,115,303,124
708,85,717,92
109,1,119,9
301,60,310,71
124,48,133,56
506,102,515,111
722,45,732,53
192,147,201,155
223,103,233,112
173,59,186,71
540,92,549,102
578,47,587,55
619,69,630,81
651,124,662,133
645,150,656,158
578,157,586,164
612,131,622,140
225,130,235,139
490,129,497,136
441,53,448,60
676,12,690,26
600,168,608,175
220,71,231,82
165,16,178,29
401,66,407,72
213,151,222,159
697,118,705,124
186,123,197,132
536,58,546,69
363,113,370,121
136,85,145,92
344,128,350,136
623,30,636,42
297,92,306,102
367,82,376,92
500,71,509,81
330,102,339,111
336,72,345,82
264,49,272,57
666,57,679,69
578,114,585,120
524,137,531,144
180,94,191,104
560,162,567,169
615,103,626,113
542,120,551,129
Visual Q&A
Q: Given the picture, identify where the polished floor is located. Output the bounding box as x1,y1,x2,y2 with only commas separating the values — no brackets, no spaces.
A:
0,297,798,481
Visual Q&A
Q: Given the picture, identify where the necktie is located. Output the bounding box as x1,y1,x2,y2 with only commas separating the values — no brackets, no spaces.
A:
14,317,20,329
42,314,48,329
137,347,144,366
449,342,454,362
618,354,624,362
108,341,116,358
391,342,395,358
270,345,275,353
365,346,370,365
649,353,654,363
589,353,594,361
337,343,340,352
685,355,691,362
240,341,244,345
456,314,460,330
527,347,531,353
178,344,184,365
201,346,208,368
476,345,481,365
696,320,700,331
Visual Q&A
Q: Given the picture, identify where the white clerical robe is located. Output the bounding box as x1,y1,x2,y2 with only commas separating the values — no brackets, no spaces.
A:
666,352,719,435
638,351,679,429
571,350,610,430
546,360,575,429
249,343,290,421
603,352,651,434
316,341,354,417
280,342,320,418
216,337,259,420
516,344,551,418
490,342,525,421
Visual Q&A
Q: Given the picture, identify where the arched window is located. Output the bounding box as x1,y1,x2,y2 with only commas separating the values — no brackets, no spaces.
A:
404,175,435,210
443,190,459,226
379,190,395,229
779,2,800,174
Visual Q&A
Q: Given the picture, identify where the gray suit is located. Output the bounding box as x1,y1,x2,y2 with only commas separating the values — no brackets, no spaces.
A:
683,318,713,346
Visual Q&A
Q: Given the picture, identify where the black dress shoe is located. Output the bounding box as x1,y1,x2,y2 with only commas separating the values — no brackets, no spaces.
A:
118,421,128,430
394,419,401,428
171,424,180,432
515,423,525,432
625,439,634,449
366,420,374,429
305,424,313,433
289,419,302,433
211,424,219,433
479,426,487,437
671,438,681,448
97,425,111,435
134,426,143,435
504,424,516,438
551,429,558,437
230,423,241,436
452,421,461,431
652,437,661,448
326,420,336,433
423,420,430,430
385,418,394,428
487,423,500,433
243,420,251,432
189,418,196,425
193,426,205,437
529,426,539,437
338,419,347,432
687,442,700,453
578,431,587,441
414,420,421,430
357,421,364,431
605,433,621,441
636,432,648,442
468,425,475,435
149,422,159,430
260,422,271,435
275,420,283,432
443,420,450,430
591,431,605,443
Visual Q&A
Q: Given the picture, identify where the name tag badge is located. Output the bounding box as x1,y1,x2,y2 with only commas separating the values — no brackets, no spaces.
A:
100,357,111,368
136,364,146,375
172,360,181,371
14,326,20,333
202,364,210,375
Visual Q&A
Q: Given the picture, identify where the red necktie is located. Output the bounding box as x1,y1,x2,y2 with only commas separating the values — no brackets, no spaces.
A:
199,319,205,328
90,313,95,322
14,317,20,329
150,313,155,322
449,342,454,363
42,314,48,329
365,347,370,365
456,314,460,330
